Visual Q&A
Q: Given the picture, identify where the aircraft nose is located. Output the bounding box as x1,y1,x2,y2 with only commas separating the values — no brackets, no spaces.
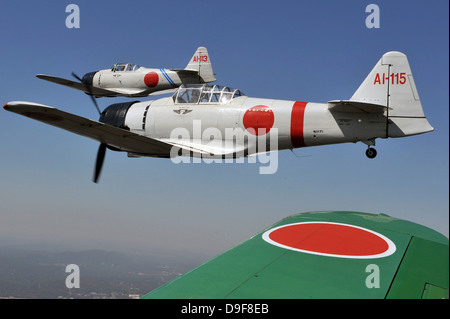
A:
81,71,97,86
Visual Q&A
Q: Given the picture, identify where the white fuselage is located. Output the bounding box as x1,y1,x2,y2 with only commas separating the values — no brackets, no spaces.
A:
92,67,202,97
121,94,389,158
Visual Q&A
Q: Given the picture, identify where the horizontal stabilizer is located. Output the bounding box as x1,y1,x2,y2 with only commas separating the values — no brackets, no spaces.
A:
328,100,391,113
170,69,199,76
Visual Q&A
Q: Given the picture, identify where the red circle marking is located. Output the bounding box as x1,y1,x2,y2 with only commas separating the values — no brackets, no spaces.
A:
262,222,395,258
243,105,274,136
144,72,159,87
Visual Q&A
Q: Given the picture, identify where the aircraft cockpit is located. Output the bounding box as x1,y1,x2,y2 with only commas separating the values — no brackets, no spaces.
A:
173,84,245,105
111,63,141,72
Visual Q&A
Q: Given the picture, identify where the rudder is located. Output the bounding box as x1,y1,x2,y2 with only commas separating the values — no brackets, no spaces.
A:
350,51,433,137
185,47,216,83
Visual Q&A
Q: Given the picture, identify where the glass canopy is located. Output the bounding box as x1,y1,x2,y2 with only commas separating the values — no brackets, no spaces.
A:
173,84,245,104
111,63,141,72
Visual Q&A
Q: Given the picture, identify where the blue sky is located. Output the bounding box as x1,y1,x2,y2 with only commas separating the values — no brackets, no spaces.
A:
0,0,448,258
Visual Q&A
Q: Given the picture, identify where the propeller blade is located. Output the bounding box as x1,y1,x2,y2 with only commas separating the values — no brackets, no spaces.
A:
71,72,82,82
93,143,107,183
89,95,101,116
71,72,101,115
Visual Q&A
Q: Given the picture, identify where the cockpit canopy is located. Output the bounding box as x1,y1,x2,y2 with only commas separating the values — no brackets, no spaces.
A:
111,63,141,72
172,84,245,104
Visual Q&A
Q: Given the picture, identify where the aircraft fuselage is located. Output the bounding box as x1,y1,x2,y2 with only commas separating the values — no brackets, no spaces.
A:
118,95,389,158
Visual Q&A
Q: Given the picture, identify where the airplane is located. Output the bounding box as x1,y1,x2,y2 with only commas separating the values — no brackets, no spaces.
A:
4,51,433,183
36,46,216,98
142,210,449,299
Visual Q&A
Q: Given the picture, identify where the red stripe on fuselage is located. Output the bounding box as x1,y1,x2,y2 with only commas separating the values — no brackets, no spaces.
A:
291,101,308,148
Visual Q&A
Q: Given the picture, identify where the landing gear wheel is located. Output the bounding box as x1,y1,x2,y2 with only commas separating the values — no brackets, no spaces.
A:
366,147,377,159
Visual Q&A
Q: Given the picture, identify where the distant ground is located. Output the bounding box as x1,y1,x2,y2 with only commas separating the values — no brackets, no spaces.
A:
0,244,208,299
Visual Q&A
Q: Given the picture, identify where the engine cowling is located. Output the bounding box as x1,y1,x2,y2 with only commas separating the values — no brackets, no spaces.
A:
99,101,140,129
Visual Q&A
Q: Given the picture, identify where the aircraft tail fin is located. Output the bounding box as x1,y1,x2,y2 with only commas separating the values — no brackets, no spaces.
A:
185,47,216,83
350,51,433,137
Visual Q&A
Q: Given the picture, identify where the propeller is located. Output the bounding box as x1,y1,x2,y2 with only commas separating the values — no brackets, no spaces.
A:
71,72,101,115
93,143,107,183
71,72,107,183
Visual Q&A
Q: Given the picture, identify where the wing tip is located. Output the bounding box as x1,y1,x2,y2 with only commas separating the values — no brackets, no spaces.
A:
36,74,50,79
3,101,55,110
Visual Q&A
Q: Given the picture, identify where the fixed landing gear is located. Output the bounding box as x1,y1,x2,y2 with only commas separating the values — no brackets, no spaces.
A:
362,139,377,159
365,147,377,159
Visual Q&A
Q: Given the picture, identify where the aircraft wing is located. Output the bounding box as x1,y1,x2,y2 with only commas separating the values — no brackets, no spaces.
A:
161,138,246,158
142,211,449,299
3,101,173,156
3,101,238,158
148,88,177,96
36,74,120,97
